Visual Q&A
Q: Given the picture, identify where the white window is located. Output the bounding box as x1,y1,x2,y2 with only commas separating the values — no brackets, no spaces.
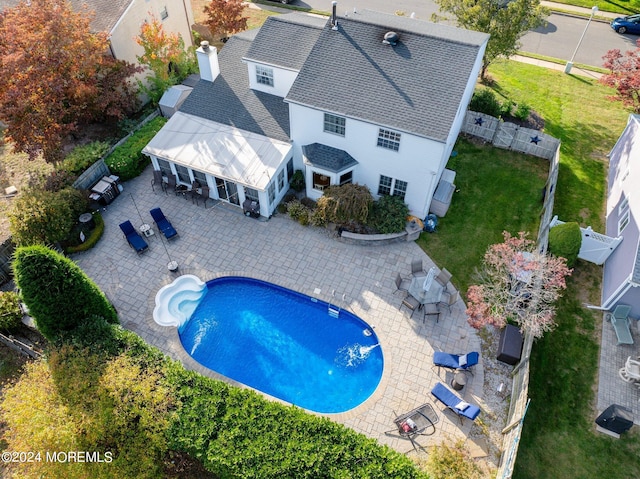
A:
378,175,392,195
192,169,207,187
339,170,353,185
393,179,408,201
245,187,259,203
268,182,276,204
324,113,345,136
618,196,629,215
160,6,168,20
313,172,330,191
277,170,285,192
378,175,407,199
619,210,630,234
377,128,401,151
256,65,274,87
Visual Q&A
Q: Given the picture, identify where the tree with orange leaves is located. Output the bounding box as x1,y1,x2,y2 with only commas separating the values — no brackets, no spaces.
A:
135,14,196,105
0,0,141,163
466,231,572,339
203,0,248,41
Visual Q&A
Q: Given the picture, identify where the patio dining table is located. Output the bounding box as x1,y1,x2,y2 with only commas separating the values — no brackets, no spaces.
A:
408,272,444,306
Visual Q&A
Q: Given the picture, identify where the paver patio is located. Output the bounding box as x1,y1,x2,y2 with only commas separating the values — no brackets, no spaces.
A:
73,166,486,454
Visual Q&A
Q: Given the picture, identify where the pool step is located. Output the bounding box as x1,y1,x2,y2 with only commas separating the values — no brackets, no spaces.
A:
328,306,340,318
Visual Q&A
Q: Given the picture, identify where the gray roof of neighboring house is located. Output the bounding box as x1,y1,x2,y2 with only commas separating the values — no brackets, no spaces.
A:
2,0,134,33
68,0,133,34
302,143,358,172
179,36,290,142
286,10,489,142
244,14,327,71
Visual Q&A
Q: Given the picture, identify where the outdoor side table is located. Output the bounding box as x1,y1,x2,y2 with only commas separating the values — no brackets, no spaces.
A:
451,371,467,391
140,223,154,238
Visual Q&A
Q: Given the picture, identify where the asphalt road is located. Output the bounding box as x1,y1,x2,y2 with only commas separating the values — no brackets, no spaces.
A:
287,0,639,68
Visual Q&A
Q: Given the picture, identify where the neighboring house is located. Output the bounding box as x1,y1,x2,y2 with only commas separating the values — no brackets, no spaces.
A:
1,0,194,66
143,8,489,219
602,114,640,317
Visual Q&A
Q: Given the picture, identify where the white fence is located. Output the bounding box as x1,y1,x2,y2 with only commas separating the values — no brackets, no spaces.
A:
549,216,622,265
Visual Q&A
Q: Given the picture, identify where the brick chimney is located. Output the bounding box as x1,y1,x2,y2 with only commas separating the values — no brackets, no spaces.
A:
196,41,220,82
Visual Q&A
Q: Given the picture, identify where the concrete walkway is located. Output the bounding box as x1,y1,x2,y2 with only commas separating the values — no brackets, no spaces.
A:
72,167,495,455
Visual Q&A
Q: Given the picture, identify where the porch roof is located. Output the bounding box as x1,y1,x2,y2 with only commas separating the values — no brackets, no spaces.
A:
302,143,358,173
142,112,292,191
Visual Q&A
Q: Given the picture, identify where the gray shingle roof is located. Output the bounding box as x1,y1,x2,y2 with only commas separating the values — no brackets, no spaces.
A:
302,143,358,172
2,0,131,33
179,36,290,142
245,14,327,71
286,10,489,142
69,0,133,34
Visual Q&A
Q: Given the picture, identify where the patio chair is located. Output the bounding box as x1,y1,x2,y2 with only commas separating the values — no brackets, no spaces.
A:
399,294,420,318
197,185,212,208
434,268,452,291
118,220,149,254
433,351,480,374
618,356,640,384
605,304,633,345
393,273,411,296
438,290,459,314
166,174,178,196
151,170,165,193
189,181,201,204
411,259,425,277
431,382,481,424
422,302,441,323
384,403,438,452
149,208,178,240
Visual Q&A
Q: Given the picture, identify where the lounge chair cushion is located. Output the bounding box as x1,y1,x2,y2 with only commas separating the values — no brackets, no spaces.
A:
431,382,481,421
433,351,479,370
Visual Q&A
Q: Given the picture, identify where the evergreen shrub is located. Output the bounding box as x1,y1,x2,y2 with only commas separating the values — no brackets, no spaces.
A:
548,221,581,267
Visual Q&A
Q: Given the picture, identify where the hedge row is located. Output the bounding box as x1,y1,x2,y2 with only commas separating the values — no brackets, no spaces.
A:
105,116,167,181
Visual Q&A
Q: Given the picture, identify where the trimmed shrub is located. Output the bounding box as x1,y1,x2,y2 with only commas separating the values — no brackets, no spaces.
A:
105,117,166,181
548,221,581,267
0,291,22,331
469,89,502,118
514,102,531,121
290,170,305,192
369,195,409,234
286,200,310,224
59,141,111,176
315,184,373,225
8,187,87,246
300,197,317,209
425,440,483,479
13,245,118,341
64,211,105,254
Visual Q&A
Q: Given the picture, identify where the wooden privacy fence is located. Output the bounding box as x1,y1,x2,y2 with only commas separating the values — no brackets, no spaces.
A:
462,111,561,161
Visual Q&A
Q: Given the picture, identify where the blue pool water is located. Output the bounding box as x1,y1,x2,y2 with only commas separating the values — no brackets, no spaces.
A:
178,277,383,413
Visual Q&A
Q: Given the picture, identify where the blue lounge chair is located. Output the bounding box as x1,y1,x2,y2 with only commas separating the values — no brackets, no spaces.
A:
150,208,178,240
119,220,149,254
433,351,480,374
431,382,481,423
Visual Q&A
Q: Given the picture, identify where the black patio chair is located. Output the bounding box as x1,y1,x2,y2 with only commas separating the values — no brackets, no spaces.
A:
384,403,438,452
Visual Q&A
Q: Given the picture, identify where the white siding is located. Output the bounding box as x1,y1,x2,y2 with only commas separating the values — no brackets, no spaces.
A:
246,61,299,97
289,104,445,218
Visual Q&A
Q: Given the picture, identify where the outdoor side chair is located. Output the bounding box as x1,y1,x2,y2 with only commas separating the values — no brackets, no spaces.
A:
166,174,178,196
438,290,459,314
151,170,166,193
422,302,441,323
400,294,420,318
393,273,411,296
434,268,452,291
411,259,425,277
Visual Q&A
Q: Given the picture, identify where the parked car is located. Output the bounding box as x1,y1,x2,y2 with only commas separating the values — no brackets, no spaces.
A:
265,0,292,3
611,14,640,34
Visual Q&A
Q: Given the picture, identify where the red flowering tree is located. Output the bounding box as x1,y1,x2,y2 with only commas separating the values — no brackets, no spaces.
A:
203,0,248,41
466,231,572,339
0,0,140,163
136,14,196,105
601,40,640,112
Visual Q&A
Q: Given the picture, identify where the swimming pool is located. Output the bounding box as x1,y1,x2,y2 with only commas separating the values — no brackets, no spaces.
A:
175,276,383,414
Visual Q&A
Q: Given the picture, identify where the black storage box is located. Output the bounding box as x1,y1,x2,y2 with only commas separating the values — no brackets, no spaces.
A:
596,405,634,435
497,324,523,365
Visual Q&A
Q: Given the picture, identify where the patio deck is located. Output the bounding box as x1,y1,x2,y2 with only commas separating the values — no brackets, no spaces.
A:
73,166,488,454
597,311,640,425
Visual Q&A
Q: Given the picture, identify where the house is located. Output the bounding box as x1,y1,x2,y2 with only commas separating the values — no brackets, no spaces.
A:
1,0,194,66
142,7,489,219
601,114,640,317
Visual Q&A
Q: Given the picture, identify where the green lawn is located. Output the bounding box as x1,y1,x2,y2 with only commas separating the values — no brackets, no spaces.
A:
553,0,639,15
420,60,640,479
